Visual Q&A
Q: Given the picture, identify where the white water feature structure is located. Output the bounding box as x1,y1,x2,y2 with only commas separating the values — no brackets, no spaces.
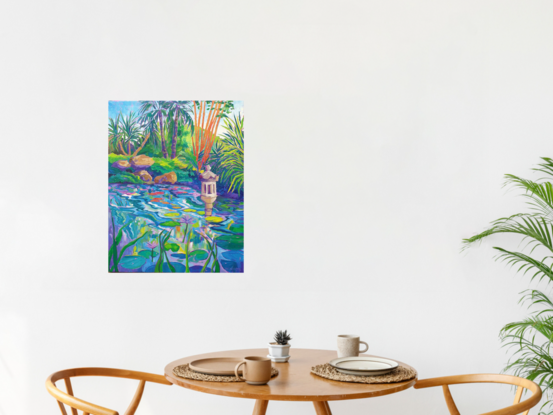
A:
200,165,219,216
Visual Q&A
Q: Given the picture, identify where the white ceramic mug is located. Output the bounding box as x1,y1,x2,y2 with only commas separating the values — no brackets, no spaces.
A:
337,334,369,358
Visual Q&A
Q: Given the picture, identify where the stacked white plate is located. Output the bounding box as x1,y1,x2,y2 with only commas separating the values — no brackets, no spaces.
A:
329,357,399,376
268,355,290,363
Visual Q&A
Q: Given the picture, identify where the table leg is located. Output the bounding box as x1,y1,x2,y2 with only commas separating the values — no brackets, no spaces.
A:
252,399,269,415
313,401,332,415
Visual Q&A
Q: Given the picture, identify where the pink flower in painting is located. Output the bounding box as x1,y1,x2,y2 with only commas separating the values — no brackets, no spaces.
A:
146,241,158,249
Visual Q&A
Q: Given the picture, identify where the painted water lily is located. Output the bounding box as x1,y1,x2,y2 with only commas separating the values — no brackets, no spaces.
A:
177,215,196,225
145,241,158,249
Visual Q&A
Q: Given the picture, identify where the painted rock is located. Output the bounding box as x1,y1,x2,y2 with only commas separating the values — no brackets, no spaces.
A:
130,155,154,169
113,160,130,170
154,171,177,184
136,170,153,182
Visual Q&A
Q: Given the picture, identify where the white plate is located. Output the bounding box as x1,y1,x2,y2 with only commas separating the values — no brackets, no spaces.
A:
268,354,290,363
329,357,398,376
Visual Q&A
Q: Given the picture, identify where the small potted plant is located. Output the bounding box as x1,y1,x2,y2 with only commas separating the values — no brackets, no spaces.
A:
268,330,292,362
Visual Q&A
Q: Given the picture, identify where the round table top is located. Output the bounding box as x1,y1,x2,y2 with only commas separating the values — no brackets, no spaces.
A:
164,348,417,401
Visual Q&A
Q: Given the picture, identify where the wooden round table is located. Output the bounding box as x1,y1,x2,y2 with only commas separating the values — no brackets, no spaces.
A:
164,348,417,415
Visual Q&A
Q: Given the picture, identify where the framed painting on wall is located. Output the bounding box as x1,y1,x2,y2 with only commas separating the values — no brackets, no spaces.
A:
108,101,244,273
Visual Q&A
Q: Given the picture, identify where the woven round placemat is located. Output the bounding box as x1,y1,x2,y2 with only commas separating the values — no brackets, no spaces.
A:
311,363,417,384
173,364,279,382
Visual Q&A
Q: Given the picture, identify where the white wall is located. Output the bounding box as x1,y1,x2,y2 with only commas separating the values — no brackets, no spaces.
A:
1,0,552,414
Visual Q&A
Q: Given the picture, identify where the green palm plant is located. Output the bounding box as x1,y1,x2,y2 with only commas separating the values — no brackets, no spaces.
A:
139,101,169,158
165,101,194,159
464,157,553,414
211,114,244,195
118,112,143,156
108,114,121,153
141,116,160,154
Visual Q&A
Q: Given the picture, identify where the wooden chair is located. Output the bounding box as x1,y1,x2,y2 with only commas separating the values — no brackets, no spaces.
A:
414,374,542,415
46,368,172,415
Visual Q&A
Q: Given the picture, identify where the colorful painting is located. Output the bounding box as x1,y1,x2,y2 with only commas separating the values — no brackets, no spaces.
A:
108,101,244,273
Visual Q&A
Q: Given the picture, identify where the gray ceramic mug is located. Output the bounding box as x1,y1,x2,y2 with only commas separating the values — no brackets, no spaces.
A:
337,334,369,358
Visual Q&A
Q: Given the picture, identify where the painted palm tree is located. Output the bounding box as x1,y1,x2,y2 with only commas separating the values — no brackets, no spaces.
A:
165,101,194,159
108,114,121,153
118,112,142,155
139,101,169,158
140,115,159,153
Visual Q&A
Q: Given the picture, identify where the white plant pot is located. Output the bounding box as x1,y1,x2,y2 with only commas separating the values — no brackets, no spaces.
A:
268,342,291,358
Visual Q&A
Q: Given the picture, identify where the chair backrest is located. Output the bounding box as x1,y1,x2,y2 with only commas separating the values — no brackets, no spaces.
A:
45,367,172,415
414,373,542,415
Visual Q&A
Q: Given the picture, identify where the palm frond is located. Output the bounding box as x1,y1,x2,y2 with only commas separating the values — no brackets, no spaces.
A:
463,213,553,253
535,157,553,180
521,290,553,314
501,314,553,342
505,174,553,222
494,248,553,285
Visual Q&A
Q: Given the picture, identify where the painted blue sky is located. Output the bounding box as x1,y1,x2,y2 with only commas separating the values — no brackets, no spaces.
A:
108,101,244,119
108,101,141,118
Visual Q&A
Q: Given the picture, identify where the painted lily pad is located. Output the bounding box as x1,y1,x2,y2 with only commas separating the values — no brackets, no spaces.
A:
163,212,180,217
229,224,244,233
221,260,241,273
120,255,146,269
159,220,180,227
183,208,196,212
206,216,225,223
145,262,187,272
164,242,180,252
222,251,243,262
188,250,209,262
218,234,244,243
189,265,211,273
137,250,153,258
216,239,243,250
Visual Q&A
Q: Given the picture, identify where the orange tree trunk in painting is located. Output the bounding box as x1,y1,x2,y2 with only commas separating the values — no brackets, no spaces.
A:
192,101,233,171
117,133,150,157
131,133,149,157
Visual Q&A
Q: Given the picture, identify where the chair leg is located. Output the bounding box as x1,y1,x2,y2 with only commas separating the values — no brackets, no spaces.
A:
252,400,269,415
313,401,332,415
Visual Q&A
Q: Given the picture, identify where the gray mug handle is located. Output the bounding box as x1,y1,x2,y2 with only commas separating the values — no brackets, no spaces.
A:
359,341,369,354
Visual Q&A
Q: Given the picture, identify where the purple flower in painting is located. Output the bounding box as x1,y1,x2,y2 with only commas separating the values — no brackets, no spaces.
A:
146,241,158,249
178,215,196,225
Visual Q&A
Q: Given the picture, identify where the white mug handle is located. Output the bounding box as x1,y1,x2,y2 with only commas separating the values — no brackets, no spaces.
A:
359,341,369,353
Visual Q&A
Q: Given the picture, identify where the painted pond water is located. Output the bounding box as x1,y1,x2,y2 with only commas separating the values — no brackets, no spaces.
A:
108,183,244,273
